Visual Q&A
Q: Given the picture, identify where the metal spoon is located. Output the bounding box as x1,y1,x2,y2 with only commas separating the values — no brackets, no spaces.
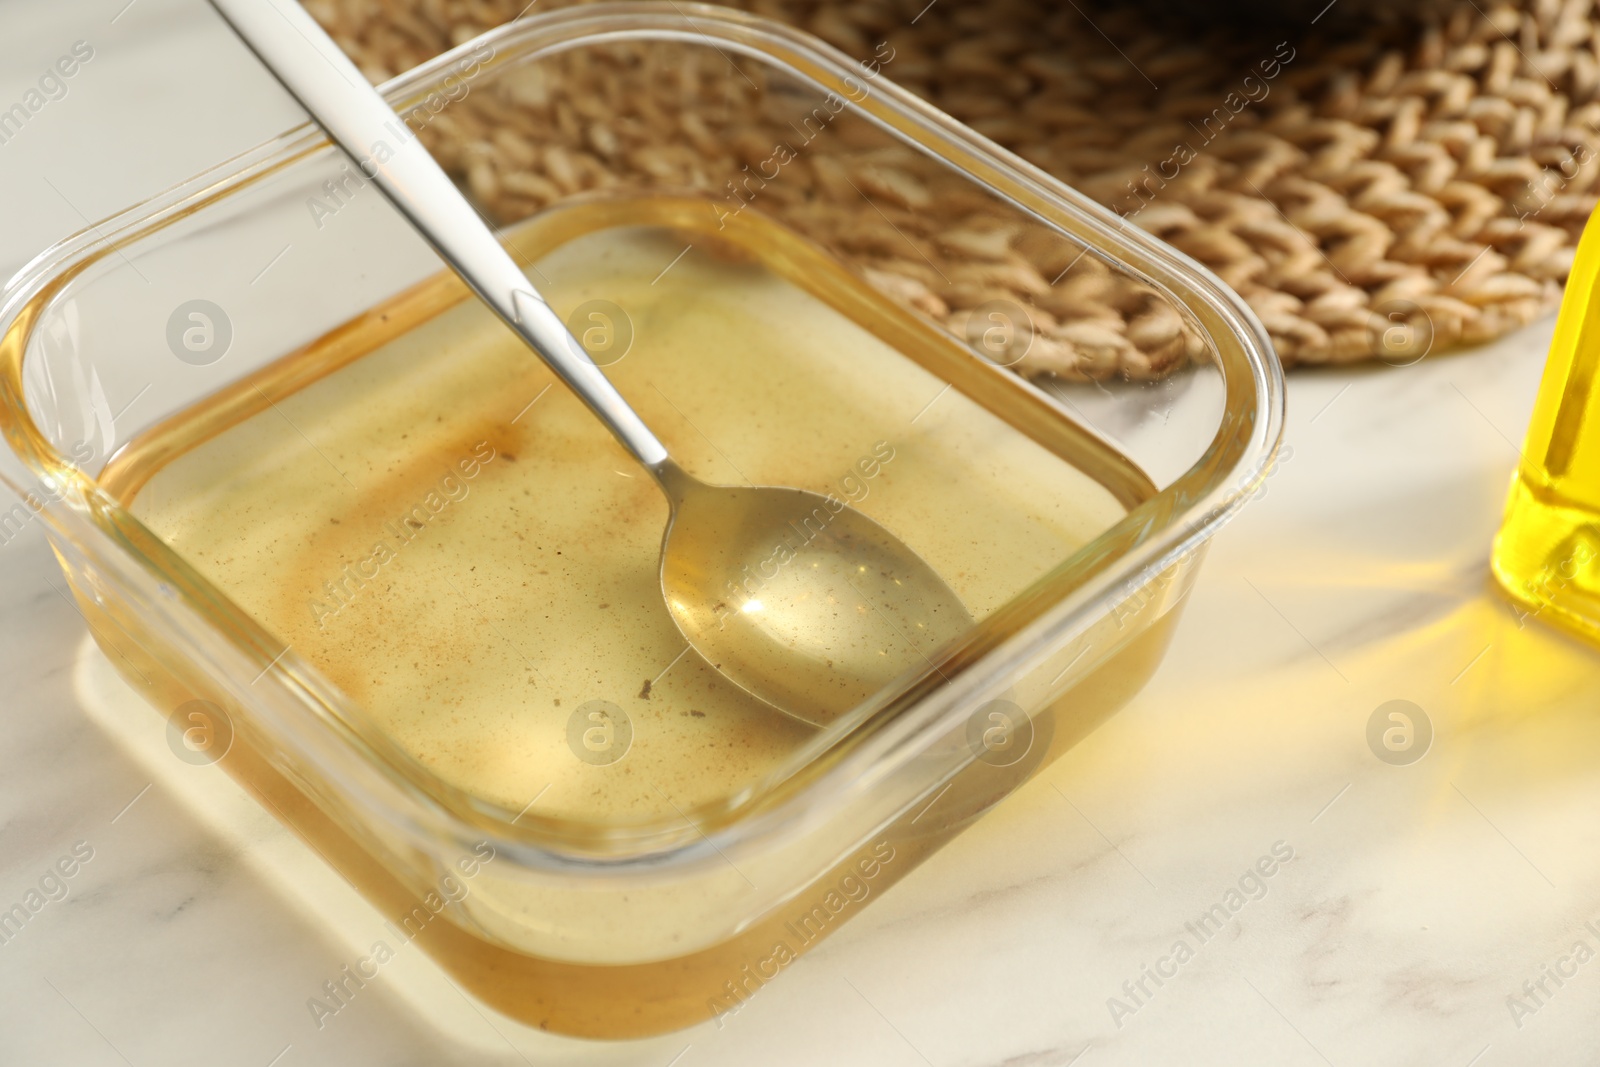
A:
210,0,973,727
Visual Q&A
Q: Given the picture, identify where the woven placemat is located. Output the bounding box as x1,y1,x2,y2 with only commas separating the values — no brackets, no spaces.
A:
307,0,1600,378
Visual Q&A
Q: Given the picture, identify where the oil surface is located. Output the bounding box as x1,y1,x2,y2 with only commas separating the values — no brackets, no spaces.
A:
106,220,1130,821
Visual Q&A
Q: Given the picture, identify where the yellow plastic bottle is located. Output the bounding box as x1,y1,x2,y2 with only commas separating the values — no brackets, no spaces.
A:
1493,202,1600,639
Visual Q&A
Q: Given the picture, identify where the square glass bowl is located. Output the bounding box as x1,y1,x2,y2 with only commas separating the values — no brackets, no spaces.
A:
0,2,1282,1038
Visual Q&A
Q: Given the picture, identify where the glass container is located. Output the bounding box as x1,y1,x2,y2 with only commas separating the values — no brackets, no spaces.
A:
0,2,1283,1038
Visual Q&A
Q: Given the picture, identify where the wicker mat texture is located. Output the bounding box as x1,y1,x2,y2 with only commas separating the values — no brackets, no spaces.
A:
306,0,1600,379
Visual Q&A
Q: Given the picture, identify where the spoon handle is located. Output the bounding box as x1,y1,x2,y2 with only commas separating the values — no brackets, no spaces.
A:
208,0,671,470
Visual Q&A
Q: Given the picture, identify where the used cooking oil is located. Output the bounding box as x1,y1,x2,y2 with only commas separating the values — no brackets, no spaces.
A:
84,196,1179,1036
1494,201,1600,639
101,197,1147,821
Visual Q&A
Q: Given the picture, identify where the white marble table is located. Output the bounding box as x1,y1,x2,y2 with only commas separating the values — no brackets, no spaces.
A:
3,2,1597,1064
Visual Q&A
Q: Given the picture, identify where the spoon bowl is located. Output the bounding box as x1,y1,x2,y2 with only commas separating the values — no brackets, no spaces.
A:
657,464,973,727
